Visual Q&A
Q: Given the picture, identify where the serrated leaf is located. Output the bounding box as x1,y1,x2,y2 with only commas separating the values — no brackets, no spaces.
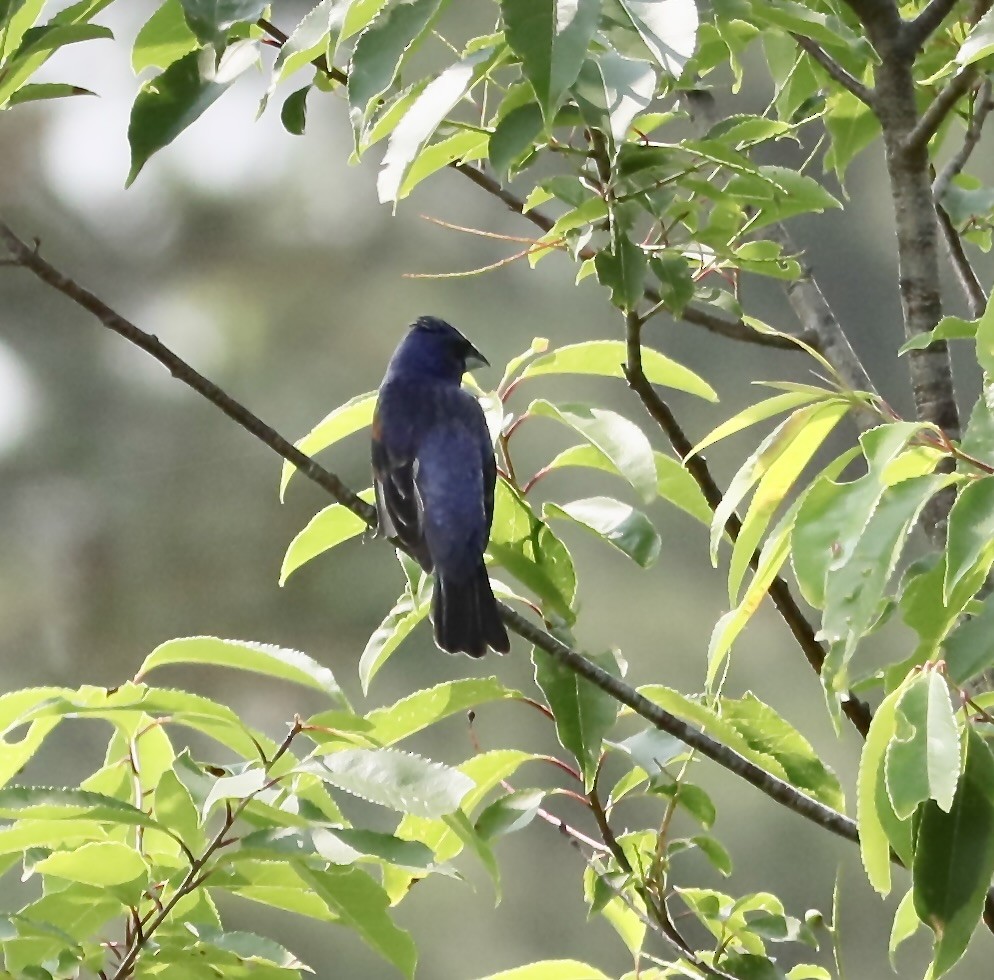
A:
178,0,265,49
348,0,447,129
359,592,430,694
499,0,600,123
280,392,376,500
0,786,163,828
821,474,952,697
594,232,647,311
885,671,962,818
356,677,519,745
571,51,656,146
913,728,994,976
475,789,544,840
606,0,698,76
302,748,474,818
281,489,376,584
545,497,661,567
858,680,911,895
6,82,94,104
34,841,148,886
281,84,310,135
727,399,849,603
944,477,994,602
529,400,657,503
296,865,417,977
519,339,716,401
137,636,345,702
900,315,978,354
958,7,994,66
132,0,197,73
127,42,260,185
533,647,622,788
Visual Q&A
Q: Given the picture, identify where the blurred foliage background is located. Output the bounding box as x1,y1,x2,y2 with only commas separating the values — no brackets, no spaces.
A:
1,1,992,976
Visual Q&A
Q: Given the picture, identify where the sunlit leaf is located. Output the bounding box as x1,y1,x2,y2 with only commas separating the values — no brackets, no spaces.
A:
281,489,376,584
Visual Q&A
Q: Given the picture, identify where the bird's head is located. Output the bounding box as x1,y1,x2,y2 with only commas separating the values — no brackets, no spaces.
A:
387,316,490,383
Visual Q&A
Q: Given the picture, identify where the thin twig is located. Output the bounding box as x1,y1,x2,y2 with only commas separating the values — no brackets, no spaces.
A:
905,0,961,50
622,310,875,739
906,68,979,152
933,79,994,202
936,202,987,318
791,33,875,107
109,719,302,978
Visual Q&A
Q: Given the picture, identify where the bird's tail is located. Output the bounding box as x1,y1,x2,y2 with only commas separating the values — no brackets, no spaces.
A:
433,562,510,658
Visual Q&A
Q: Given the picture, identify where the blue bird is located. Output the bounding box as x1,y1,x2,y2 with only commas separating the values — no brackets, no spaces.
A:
372,316,510,657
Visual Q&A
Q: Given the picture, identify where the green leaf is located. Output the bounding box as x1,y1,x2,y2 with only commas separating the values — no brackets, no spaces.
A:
359,592,431,695
280,391,376,499
488,480,577,622
478,960,611,980
178,0,266,49
236,826,437,870
821,474,952,696
857,680,911,895
889,888,922,970
0,20,112,108
545,497,661,567
136,636,345,702
711,401,845,564
302,747,474,818
377,49,491,204
356,677,519,745
945,476,994,601
885,671,962,818
691,834,732,876
489,100,543,176
974,287,994,376
6,82,94,104
594,233,647,311
533,647,622,788
0,786,163,830
519,339,716,401
475,789,544,840
636,685,844,809
719,693,845,812
605,0,699,76
824,88,878,183
280,84,310,136
528,400,657,503
792,422,929,608
296,865,417,977
571,51,656,146
270,0,345,84
900,315,978,354
727,399,849,603
499,0,600,123
348,0,446,128
957,7,994,66
127,42,260,185
34,841,148,886
913,728,994,977
132,0,198,73
688,390,826,459
941,592,994,685
281,489,375,584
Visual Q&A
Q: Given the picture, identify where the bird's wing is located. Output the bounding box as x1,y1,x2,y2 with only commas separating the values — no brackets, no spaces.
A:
371,408,431,569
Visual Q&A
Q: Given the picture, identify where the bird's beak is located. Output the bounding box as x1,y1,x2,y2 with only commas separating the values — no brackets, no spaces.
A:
464,341,490,371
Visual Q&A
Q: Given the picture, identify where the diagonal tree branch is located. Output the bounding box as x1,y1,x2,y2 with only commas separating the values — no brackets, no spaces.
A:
936,202,987,318
933,79,994,202
905,0,962,50
906,68,980,152
0,218,865,860
791,33,875,107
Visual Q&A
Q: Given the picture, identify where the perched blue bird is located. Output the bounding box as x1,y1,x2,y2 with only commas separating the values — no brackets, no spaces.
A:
372,316,510,657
